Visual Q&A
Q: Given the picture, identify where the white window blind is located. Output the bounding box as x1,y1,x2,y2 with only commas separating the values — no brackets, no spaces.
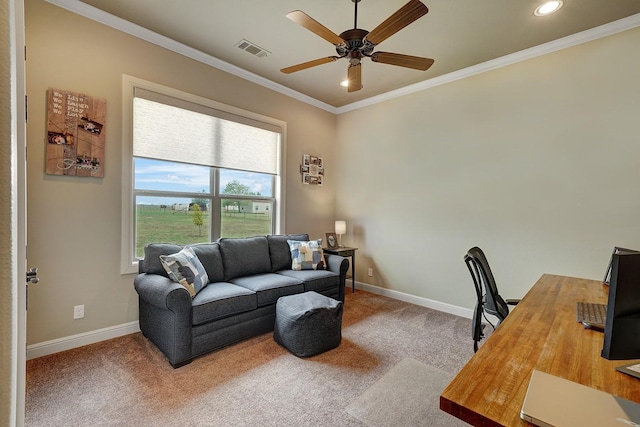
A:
133,88,280,175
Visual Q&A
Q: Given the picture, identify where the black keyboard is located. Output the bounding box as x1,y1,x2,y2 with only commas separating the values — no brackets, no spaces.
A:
576,302,607,325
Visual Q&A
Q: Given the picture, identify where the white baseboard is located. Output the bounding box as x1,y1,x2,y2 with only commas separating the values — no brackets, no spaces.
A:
27,285,472,360
354,281,474,319
26,321,140,360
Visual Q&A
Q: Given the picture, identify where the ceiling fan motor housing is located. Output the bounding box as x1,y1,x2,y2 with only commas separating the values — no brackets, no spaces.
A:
337,28,374,58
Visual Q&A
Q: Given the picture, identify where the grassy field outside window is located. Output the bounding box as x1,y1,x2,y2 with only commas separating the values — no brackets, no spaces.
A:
135,205,271,258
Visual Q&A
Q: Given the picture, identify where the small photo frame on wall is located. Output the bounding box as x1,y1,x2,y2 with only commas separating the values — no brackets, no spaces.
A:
300,154,323,186
325,232,338,249
300,154,324,186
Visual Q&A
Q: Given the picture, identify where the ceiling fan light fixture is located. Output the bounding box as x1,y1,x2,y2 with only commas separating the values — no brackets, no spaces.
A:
534,1,563,16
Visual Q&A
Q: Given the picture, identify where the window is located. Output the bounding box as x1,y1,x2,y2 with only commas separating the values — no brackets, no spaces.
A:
121,76,285,273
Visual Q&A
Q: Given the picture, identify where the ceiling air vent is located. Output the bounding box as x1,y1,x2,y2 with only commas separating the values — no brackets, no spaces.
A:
236,39,271,58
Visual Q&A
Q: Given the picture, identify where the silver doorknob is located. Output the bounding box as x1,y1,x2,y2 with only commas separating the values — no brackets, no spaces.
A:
26,267,39,284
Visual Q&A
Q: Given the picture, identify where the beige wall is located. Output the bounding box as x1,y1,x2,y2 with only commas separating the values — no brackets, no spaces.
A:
25,0,640,346
25,0,336,344
336,27,640,308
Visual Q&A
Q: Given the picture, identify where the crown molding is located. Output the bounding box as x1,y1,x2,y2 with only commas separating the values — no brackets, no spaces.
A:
44,0,338,114
336,13,640,114
44,1,640,115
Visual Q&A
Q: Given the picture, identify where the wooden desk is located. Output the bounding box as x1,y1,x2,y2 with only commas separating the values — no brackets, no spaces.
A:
440,274,640,426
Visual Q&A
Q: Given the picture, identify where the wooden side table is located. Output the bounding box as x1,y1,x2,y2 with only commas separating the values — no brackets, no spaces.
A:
323,247,358,293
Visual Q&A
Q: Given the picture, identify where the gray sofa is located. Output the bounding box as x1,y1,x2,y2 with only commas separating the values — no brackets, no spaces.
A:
134,234,349,367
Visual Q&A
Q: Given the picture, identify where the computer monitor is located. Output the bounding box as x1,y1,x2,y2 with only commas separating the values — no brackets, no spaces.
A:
601,250,640,360
602,247,640,285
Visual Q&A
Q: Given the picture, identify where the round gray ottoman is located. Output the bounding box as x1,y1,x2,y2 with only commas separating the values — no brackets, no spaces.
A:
274,291,343,357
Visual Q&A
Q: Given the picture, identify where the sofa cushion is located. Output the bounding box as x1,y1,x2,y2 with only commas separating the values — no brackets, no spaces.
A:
267,234,309,272
160,246,209,297
277,269,339,294
288,239,324,270
191,242,224,283
231,273,304,306
219,236,272,281
191,282,257,325
142,243,184,276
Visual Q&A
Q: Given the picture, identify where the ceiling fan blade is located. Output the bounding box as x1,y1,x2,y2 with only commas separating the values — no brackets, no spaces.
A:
371,52,434,71
286,10,344,46
281,57,338,74
364,0,428,46
347,63,362,92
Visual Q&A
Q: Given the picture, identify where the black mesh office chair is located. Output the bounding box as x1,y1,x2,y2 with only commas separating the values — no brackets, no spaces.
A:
464,246,520,352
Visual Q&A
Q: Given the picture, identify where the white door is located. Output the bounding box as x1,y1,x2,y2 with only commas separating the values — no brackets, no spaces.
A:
1,0,26,425
14,0,28,425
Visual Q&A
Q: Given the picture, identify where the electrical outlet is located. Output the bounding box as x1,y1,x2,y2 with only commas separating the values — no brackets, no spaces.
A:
73,305,84,319
367,268,373,277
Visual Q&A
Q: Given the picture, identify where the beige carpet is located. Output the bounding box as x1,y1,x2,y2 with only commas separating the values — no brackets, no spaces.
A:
346,358,466,426
25,291,475,426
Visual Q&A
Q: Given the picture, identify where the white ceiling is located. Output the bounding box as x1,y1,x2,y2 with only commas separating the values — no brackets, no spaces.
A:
56,0,640,109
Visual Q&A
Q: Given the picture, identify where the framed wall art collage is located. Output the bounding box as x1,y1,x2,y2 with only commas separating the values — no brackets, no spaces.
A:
300,154,323,186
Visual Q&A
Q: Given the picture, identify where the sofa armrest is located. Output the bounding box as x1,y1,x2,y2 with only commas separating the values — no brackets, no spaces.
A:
134,273,192,312
325,254,349,303
134,273,193,367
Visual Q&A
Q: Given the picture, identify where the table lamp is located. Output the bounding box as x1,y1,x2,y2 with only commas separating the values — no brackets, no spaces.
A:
335,220,346,247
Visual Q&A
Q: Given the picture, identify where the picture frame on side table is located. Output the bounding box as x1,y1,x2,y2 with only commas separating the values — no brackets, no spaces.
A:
325,232,338,249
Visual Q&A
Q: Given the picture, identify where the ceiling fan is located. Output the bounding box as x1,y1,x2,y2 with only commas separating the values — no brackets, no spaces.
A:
280,0,434,93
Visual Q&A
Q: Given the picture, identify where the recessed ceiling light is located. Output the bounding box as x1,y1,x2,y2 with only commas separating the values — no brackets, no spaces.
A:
534,1,563,16
340,80,349,88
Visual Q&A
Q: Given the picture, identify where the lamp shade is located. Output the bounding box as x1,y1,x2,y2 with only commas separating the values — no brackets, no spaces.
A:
335,220,346,235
